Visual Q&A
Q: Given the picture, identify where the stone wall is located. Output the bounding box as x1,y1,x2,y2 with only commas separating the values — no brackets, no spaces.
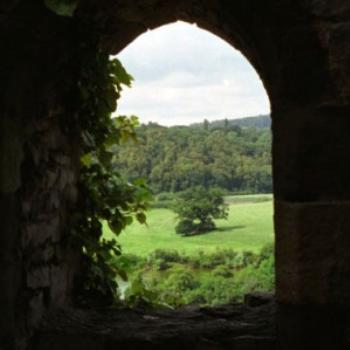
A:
1,0,350,349
0,2,82,348
19,108,81,336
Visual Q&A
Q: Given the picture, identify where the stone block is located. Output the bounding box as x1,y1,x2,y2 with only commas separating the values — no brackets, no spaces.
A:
275,200,350,305
27,266,50,289
23,217,60,246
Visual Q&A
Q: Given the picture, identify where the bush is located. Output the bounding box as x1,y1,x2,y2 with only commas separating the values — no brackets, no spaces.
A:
147,249,189,270
122,246,275,307
198,251,225,269
258,242,274,264
114,254,145,272
124,275,164,308
233,251,258,269
234,255,275,300
163,269,199,292
190,275,238,305
213,265,234,278
188,249,239,269
154,267,200,306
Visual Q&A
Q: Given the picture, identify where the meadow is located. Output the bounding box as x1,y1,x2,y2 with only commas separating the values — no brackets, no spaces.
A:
104,195,274,256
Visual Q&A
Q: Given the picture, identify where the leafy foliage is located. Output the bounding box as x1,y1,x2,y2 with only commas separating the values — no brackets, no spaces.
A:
70,47,151,305
44,0,150,306
119,244,274,307
44,0,79,17
113,122,272,194
173,186,228,235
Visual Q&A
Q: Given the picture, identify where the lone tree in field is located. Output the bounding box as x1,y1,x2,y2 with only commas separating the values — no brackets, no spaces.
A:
174,186,229,235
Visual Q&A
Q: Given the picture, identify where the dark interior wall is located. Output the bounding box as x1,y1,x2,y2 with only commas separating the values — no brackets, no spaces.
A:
0,0,350,349
0,2,83,347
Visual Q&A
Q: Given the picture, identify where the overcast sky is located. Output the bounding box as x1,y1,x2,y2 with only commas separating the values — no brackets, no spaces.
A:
116,21,270,126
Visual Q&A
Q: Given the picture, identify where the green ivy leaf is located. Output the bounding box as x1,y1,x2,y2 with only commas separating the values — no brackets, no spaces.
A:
108,217,123,235
125,216,133,226
103,88,118,112
136,212,147,224
44,0,79,17
81,153,93,167
74,53,151,304
98,149,113,169
110,59,134,87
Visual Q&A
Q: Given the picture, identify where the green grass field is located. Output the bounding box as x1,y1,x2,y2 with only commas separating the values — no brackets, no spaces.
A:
104,196,274,256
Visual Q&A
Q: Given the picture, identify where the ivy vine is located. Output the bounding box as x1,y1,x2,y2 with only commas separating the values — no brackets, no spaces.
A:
73,51,152,306
45,0,152,306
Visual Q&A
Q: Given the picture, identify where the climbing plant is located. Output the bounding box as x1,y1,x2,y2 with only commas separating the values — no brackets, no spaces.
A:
74,54,152,306
45,1,152,305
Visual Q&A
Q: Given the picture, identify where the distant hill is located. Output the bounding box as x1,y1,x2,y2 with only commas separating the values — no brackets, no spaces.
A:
114,115,272,194
191,115,271,130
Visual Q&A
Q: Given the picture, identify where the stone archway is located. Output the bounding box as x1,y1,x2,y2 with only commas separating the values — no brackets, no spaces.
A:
1,1,350,349
84,0,350,307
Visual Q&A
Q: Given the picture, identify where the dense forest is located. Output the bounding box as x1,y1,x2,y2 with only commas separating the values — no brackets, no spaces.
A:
113,115,272,194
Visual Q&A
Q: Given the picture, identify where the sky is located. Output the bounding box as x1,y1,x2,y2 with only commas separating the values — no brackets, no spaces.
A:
116,21,270,126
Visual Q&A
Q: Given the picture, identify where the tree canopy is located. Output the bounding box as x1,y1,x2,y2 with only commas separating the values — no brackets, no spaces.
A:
112,119,271,195
173,186,229,235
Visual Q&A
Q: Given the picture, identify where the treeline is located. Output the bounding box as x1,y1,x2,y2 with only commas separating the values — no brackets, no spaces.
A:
190,114,271,130
112,117,272,194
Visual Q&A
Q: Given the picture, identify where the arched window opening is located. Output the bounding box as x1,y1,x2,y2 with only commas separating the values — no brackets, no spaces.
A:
105,21,274,307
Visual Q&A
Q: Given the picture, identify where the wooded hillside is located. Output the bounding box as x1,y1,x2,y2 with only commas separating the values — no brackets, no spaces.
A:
113,116,272,194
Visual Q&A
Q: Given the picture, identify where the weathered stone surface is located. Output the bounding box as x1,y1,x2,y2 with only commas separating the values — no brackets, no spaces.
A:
277,303,350,350
273,106,350,202
1,0,350,349
0,117,24,194
29,302,276,350
275,200,350,305
28,291,46,330
22,218,60,246
305,0,350,19
27,267,50,289
244,293,274,308
327,23,350,103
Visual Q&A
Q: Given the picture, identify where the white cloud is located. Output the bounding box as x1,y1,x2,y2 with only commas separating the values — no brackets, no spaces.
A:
115,21,270,126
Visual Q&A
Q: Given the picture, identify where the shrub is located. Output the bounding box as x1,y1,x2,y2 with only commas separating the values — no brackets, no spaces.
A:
148,249,188,263
213,265,234,278
114,254,145,272
257,242,274,264
234,255,275,300
124,275,164,308
147,249,189,270
199,252,225,269
123,245,275,307
192,275,238,305
163,269,199,292
233,251,258,269
191,249,239,269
